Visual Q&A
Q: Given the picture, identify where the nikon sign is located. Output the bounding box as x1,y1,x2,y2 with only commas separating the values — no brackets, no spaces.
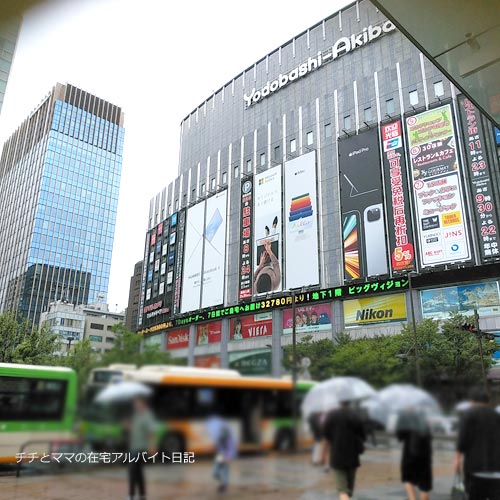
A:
244,20,396,108
343,293,407,327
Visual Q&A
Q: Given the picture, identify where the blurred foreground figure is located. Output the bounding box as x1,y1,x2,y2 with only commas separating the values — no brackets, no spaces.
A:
396,409,432,500
308,411,326,465
127,396,158,500
209,417,237,494
323,399,366,500
455,389,500,500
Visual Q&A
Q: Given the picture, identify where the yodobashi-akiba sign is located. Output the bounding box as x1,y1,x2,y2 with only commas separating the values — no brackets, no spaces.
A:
244,20,395,108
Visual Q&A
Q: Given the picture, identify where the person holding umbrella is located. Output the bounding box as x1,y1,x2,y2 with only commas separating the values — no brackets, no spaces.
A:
126,395,158,500
396,408,433,500
323,393,366,500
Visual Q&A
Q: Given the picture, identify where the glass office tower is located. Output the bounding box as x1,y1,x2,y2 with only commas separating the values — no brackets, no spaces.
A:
0,83,124,324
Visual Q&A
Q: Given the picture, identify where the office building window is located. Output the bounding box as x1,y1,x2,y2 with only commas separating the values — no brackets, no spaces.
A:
434,81,444,97
246,159,252,172
234,165,239,178
260,152,266,167
175,198,179,210
89,335,102,342
290,138,296,153
90,323,104,330
274,145,280,161
201,183,206,194
192,188,196,200
409,90,419,106
364,107,373,122
386,98,395,115
105,337,114,343
222,171,227,184
306,131,314,146
343,115,351,130
211,178,216,190
324,123,332,138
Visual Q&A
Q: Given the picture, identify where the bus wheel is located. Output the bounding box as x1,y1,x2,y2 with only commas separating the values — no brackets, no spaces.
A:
160,432,185,457
275,428,294,452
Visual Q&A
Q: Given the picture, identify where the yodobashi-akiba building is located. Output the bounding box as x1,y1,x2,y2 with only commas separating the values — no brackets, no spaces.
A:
139,0,500,375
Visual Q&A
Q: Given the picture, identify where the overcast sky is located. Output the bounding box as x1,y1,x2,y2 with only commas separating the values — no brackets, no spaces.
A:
0,0,352,312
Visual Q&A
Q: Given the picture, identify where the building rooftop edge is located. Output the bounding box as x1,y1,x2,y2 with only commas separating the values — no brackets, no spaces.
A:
179,0,358,125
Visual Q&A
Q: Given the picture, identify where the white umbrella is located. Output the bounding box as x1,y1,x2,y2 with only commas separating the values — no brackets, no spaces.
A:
362,384,441,429
301,376,376,419
455,400,473,413
496,405,500,414
94,381,152,403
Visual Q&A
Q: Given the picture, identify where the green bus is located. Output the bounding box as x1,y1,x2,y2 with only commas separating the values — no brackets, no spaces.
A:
0,363,77,464
82,364,315,454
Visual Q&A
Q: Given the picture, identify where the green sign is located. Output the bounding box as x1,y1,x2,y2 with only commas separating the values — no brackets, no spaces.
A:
139,277,409,334
229,349,272,376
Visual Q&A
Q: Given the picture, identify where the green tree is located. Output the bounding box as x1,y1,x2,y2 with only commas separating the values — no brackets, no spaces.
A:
0,312,27,362
11,322,60,365
329,334,406,387
99,323,174,367
60,339,97,399
282,335,338,380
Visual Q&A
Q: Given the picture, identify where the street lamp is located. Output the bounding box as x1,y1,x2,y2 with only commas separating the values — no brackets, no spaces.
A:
407,272,422,386
66,336,75,354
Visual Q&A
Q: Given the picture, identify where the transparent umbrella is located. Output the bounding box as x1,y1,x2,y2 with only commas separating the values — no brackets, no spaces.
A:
94,381,152,403
301,376,376,419
362,384,442,429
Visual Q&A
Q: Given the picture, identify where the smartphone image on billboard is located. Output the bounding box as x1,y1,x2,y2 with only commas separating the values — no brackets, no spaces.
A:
205,208,223,242
343,211,362,279
363,203,388,276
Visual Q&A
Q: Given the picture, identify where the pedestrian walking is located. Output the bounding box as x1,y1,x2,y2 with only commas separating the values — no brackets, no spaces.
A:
323,398,366,500
213,423,237,494
308,411,324,465
455,388,500,500
396,409,432,500
126,396,158,500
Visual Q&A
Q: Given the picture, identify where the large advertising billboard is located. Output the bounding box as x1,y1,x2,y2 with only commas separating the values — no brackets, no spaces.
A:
380,120,415,272
173,210,185,315
196,321,222,345
239,178,253,299
253,165,282,294
284,151,320,289
229,313,273,341
421,282,500,320
406,104,471,266
339,128,388,280
194,355,221,368
458,96,500,262
282,303,332,335
181,202,206,313
343,293,407,327
166,327,190,350
229,349,272,376
201,191,227,308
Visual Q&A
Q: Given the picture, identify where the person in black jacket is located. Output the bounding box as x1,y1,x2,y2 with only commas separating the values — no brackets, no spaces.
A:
308,411,325,465
455,388,500,500
396,409,432,500
323,400,366,500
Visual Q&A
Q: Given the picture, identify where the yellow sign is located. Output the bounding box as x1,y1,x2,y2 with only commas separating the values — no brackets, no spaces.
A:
442,211,462,227
343,293,407,327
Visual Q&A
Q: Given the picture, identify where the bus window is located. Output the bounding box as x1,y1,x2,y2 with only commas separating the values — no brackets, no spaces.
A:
0,376,67,421
154,386,192,419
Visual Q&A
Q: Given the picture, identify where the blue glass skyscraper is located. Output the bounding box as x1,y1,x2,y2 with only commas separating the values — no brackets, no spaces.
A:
0,83,124,324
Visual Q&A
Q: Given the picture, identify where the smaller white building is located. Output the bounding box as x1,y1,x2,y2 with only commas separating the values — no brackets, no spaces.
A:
41,301,125,354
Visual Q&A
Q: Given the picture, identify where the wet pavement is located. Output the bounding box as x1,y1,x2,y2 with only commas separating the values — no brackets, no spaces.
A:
0,446,455,499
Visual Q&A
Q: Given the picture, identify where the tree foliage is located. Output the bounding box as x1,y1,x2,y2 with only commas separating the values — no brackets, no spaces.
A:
98,323,174,368
0,312,59,365
281,313,497,399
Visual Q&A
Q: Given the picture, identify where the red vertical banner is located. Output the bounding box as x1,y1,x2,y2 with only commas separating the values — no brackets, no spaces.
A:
380,120,415,271
239,179,253,299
